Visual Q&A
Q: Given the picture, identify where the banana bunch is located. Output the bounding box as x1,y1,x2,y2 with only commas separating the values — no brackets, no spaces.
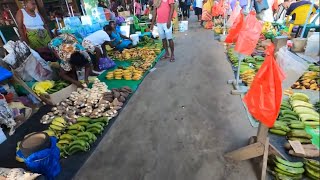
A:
106,67,143,81
290,93,320,126
287,129,313,144
271,156,304,180
240,69,255,87
292,71,320,91
277,100,300,122
227,48,238,65
308,64,320,72
269,121,290,136
304,159,320,180
48,117,68,136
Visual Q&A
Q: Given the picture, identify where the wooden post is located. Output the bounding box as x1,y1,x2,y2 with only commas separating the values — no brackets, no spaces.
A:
224,124,270,180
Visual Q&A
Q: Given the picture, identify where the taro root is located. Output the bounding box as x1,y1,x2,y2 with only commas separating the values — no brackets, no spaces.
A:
113,91,120,98
118,96,126,102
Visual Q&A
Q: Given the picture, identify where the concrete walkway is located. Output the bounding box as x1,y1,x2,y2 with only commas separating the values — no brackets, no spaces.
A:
75,19,257,180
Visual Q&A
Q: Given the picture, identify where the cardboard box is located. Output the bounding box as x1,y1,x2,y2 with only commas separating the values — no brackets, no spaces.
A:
118,11,130,17
40,84,78,105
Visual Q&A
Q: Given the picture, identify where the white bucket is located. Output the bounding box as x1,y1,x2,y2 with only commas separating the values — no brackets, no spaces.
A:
0,128,7,144
305,33,320,57
179,21,188,32
130,34,139,46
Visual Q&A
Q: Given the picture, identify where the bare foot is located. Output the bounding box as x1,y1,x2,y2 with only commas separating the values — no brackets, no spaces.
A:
161,53,170,60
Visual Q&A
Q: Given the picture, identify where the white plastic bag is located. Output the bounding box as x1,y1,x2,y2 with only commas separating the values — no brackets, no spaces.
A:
276,47,309,89
15,54,53,81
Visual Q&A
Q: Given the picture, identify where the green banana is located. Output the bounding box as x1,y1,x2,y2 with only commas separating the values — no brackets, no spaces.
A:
86,123,104,130
75,122,90,127
59,134,75,141
305,171,319,180
58,139,70,145
53,117,67,125
291,100,313,108
270,129,287,136
305,164,320,179
305,159,320,167
49,124,64,131
282,114,299,121
274,161,305,174
288,137,312,144
274,167,299,177
69,140,89,148
291,93,309,102
299,114,320,122
67,145,87,155
275,156,304,168
77,132,94,140
277,117,292,121
78,136,90,142
293,107,319,117
287,130,312,139
275,172,302,180
68,124,85,131
281,110,298,117
77,116,91,122
51,121,66,128
304,121,320,126
67,130,80,135
305,161,320,172
289,120,303,124
272,123,291,132
87,128,103,135
288,123,305,129
95,122,106,127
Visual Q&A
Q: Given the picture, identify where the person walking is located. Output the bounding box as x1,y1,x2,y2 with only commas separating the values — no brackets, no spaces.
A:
151,0,175,62
195,0,203,21
184,0,192,18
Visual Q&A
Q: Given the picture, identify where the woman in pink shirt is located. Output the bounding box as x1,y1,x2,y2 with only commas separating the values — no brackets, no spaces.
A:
134,0,142,17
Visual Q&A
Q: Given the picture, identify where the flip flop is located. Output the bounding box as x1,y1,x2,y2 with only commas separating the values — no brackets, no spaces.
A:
161,55,170,60
170,57,175,62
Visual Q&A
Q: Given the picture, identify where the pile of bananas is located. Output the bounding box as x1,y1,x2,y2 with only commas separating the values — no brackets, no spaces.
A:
291,71,320,91
308,64,320,72
32,80,55,95
112,48,158,61
240,69,255,87
46,81,70,94
304,159,320,179
44,116,110,157
270,156,304,179
227,48,238,65
290,93,319,126
106,66,143,81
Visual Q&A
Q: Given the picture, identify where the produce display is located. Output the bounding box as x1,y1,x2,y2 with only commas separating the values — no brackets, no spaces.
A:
106,66,143,80
40,79,132,124
284,142,319,158
261,22,279,39
291,71,320,91
304,159,320,179
35,79,134,157
269,156,304,179
315,101,320,113
32,80,70,95
111,47,161,61
308,64,320,72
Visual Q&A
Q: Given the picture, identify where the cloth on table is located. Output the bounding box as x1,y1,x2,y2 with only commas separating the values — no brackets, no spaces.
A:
48,34,91,71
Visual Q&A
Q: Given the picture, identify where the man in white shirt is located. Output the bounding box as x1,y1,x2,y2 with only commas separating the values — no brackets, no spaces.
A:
82,26,114,73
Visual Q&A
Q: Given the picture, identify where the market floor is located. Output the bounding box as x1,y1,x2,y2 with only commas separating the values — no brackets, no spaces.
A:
74,19,258,180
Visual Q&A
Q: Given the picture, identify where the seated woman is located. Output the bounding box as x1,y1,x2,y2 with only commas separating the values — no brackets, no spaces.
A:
106,21,133,51
16,0,52,50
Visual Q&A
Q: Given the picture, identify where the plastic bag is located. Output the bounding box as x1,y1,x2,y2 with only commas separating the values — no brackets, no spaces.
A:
17,137,61,179
275,47,309,90
225,12,244,43
15,54,53,82
99,57,116,70
243,44,285,128
226,2,241,27
234,11,263,55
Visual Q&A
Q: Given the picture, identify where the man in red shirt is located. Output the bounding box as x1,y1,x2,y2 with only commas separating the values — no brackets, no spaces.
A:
151,0,175,62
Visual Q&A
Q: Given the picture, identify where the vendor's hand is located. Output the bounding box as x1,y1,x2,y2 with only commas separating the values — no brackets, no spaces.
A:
150,24,154,31
167,21,171,29
74,81,84,88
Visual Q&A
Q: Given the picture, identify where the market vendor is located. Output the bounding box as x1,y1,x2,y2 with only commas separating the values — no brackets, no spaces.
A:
16,0,52,50
60,51,92,87
48,34,101,83
106,21,133,51
82,26,114,64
